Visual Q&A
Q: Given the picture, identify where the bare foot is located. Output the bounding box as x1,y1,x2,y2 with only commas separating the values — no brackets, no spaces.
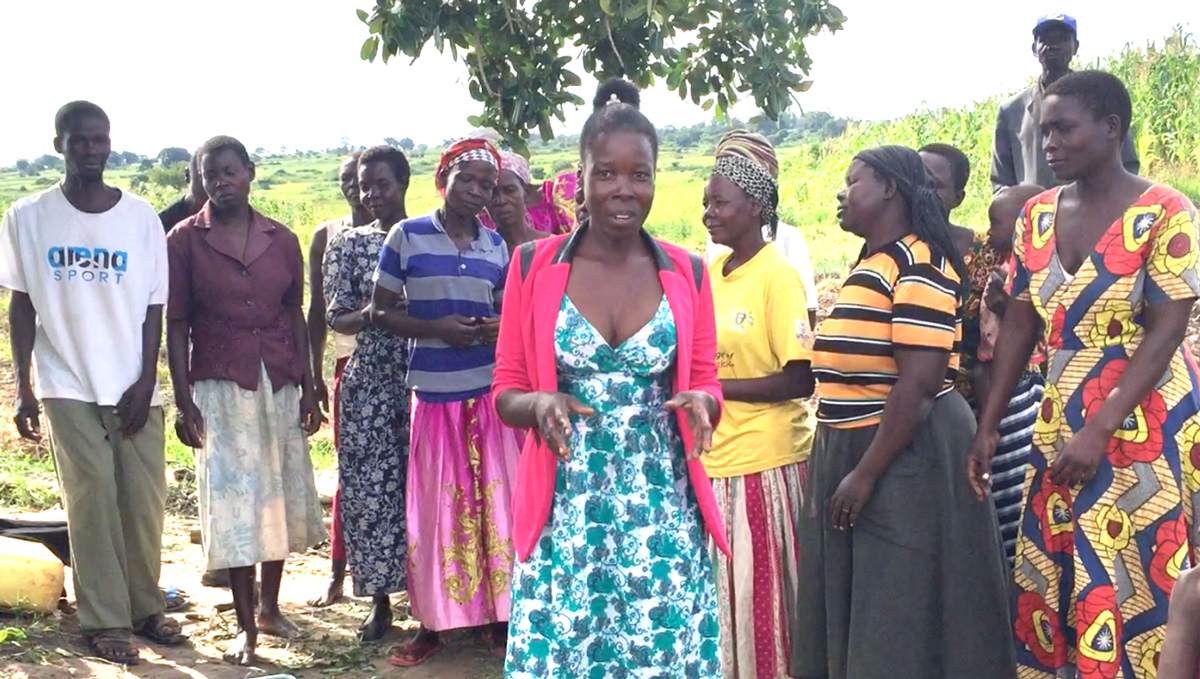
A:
307,579,345,608
257,611,303,639
222,631,256,666
358,599,393,642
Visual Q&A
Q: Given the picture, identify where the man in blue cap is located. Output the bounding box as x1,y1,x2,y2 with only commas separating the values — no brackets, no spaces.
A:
990,13,1139,192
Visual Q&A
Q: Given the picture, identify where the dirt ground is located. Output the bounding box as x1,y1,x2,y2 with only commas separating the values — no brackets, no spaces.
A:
0,474,504,679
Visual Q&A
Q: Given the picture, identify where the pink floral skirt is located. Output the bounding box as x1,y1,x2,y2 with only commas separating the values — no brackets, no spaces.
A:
407,392,521,631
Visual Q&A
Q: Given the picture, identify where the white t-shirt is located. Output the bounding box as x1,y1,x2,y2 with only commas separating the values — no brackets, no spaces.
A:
0,185,169,406
706,221,819,312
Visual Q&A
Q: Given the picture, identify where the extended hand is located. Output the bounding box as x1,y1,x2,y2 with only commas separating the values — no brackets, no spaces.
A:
664,391,716,460
532,392,595,460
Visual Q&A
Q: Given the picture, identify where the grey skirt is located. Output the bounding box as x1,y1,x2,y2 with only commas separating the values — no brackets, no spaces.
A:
794,390,1017,679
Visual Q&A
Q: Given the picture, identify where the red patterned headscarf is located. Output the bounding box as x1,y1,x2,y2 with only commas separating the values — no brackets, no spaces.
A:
435,137,501,197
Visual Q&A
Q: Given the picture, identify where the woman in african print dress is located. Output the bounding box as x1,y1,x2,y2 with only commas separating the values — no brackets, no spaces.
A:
969,71,1200,679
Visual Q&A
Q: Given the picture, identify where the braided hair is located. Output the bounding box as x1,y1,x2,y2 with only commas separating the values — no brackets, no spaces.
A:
854,145,970,302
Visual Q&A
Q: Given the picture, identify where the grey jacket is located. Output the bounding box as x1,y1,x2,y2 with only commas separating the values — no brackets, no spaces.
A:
991,81,1139,193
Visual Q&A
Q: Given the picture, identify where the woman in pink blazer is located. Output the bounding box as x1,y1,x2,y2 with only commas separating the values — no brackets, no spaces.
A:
493,79,729,679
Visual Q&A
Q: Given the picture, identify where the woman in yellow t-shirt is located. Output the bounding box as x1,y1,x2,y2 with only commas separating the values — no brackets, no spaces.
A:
703,131,815,679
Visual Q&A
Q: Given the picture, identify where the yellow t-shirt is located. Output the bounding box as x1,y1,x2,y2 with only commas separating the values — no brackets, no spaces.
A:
705,243,815,478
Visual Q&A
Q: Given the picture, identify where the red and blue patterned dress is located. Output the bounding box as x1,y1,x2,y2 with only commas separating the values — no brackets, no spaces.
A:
1010,184,1200,678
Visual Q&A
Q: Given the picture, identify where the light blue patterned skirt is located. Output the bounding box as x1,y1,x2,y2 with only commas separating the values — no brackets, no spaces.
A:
195,363,326,570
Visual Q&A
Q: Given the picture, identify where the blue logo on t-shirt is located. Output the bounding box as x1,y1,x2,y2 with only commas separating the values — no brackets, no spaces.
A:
47,246,128,284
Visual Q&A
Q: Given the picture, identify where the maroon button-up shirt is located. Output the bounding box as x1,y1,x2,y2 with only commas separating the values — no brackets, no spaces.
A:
167,204,305,392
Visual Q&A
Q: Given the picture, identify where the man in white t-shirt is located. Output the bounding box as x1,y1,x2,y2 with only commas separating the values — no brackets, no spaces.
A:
707,221,820,328
0,102,178,664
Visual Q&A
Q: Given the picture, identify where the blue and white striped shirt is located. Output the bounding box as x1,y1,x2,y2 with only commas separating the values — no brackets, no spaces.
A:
374,210,508,402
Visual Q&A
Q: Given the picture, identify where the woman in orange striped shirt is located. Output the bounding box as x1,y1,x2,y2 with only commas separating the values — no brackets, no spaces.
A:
793,146,1015,679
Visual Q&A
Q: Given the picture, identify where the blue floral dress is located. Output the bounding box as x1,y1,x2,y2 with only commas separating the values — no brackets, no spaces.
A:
324,224,411,596
505,295,723,679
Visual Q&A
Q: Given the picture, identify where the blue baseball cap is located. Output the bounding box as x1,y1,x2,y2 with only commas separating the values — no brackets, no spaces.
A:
1034,13,1078,37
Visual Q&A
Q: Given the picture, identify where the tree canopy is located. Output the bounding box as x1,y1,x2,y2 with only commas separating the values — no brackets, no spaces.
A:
157,147,191,166
357,0,845,153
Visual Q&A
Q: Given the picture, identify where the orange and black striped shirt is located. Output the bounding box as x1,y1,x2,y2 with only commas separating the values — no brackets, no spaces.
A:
812,234,962,428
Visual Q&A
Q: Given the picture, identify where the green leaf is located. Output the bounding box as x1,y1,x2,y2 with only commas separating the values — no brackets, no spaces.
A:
356,8,369,23
701,98,714,111
796,80,813,92
360,36,380,61
624,2,646,20
563,69,582,87
599,0,612,15
467,115,484,127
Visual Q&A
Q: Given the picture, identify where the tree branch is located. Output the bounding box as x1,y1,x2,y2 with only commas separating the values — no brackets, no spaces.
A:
604,15,627,74
472,31,504,120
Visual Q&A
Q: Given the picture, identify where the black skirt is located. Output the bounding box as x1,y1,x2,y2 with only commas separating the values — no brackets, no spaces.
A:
794,390,1017,679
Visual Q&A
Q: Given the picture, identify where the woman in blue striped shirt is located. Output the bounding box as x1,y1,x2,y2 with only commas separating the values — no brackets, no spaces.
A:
370,137,521,666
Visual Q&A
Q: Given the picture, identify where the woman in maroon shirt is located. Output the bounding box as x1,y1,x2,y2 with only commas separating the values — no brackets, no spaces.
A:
166,136,325,666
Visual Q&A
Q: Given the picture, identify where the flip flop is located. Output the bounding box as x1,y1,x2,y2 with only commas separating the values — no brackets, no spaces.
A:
161,586,191,613
388,638,445,667
133,614,188,647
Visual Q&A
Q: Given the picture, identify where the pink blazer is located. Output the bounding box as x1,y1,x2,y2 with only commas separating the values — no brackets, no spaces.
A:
492,228,731,562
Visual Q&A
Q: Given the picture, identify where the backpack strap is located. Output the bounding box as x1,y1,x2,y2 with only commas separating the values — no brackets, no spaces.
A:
518,241,538,282
687,252,705,292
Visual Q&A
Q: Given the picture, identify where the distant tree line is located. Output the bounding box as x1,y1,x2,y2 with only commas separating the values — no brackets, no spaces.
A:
528,110,850,154
7,110,847,179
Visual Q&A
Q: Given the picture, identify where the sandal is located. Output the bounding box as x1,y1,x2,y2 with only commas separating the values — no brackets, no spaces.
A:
86,629,141,665
134,613,188,646
161,585,191,613
388,636,444,667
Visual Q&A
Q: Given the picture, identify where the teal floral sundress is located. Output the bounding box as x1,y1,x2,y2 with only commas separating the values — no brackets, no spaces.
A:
504,294,723,679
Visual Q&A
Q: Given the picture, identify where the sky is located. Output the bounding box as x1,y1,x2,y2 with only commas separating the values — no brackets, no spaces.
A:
1,0,1196,165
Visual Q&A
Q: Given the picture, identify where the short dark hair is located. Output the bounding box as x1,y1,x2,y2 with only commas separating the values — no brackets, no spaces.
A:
918,143,971,194
54,101,109,138
358,146,411,187
580,79,658,160
198,135,252,167
1045,70,1133,138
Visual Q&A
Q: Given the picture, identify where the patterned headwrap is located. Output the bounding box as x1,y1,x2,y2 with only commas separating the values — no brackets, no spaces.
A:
498,149,532,185
714,129,780,179
435,137,501,197
712,143,779,229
